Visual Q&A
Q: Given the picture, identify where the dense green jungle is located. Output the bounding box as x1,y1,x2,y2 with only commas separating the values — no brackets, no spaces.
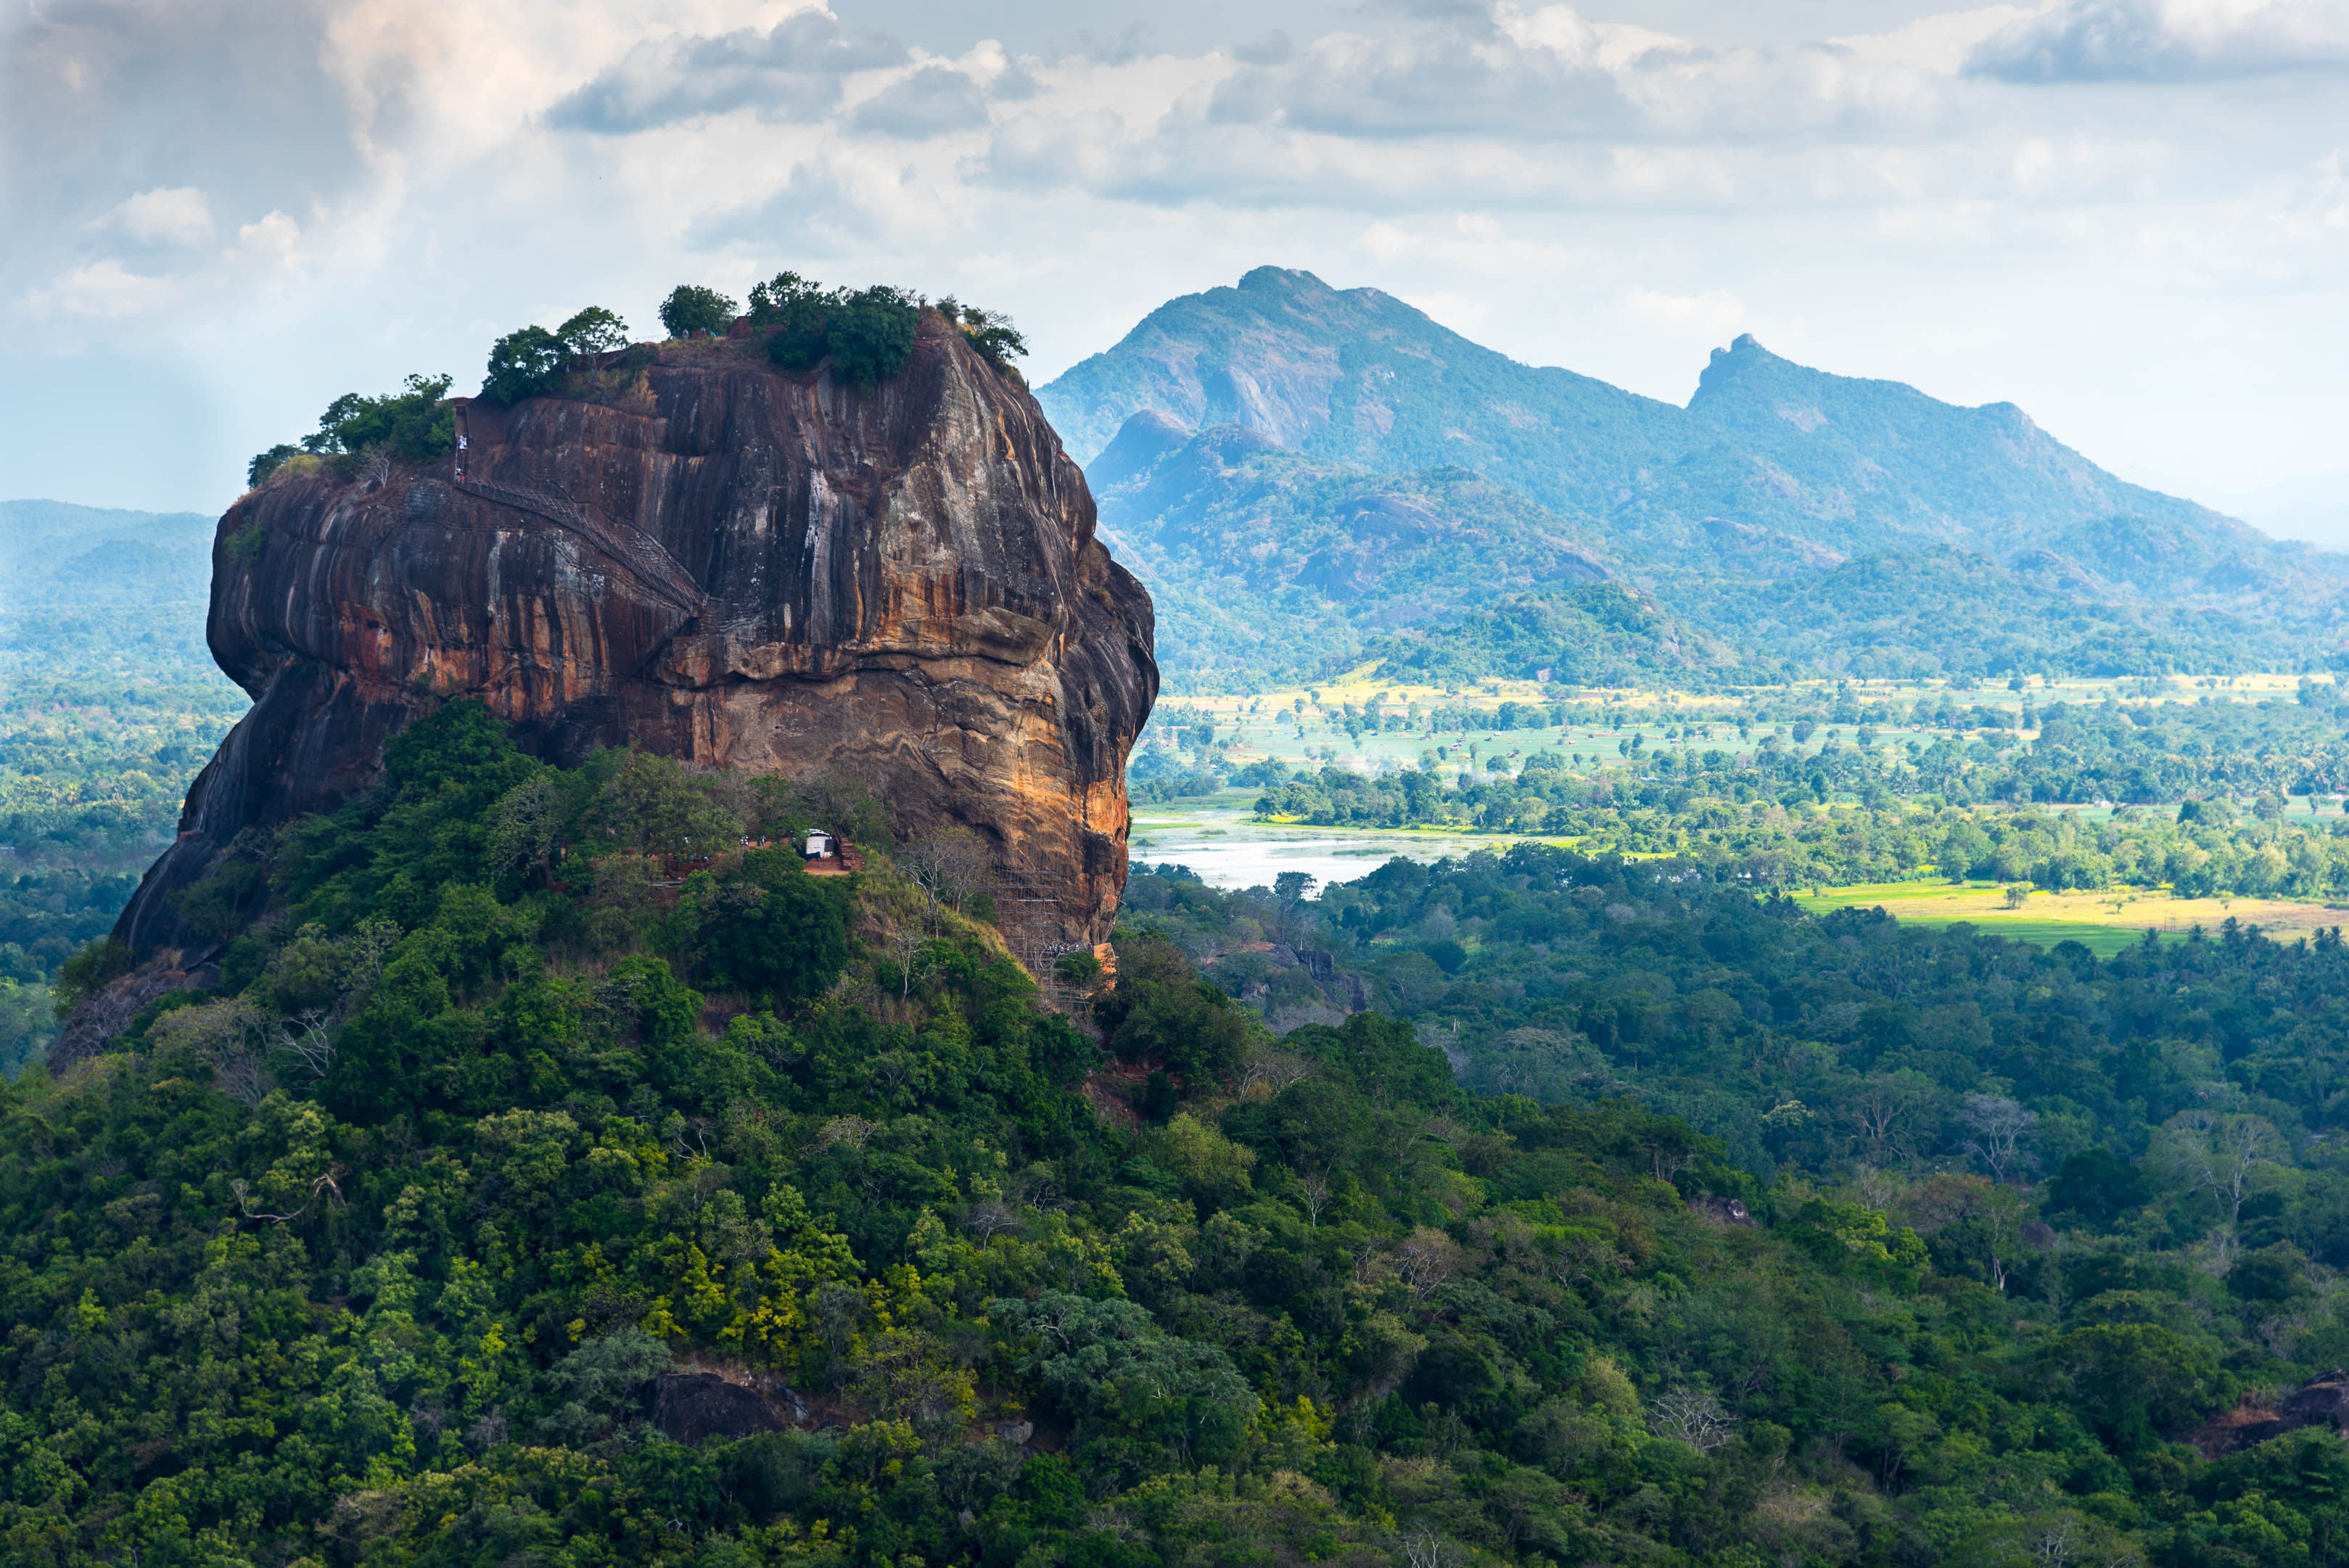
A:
0,501,247,1073
12,696,2349,1568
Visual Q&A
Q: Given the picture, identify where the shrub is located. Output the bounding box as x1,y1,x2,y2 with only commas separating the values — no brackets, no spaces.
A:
223,521,268,567
939,297,1028,369
247,443,302,487
754,272,921,387
659,284,738,339
292,374,456,466
52,936,132,1017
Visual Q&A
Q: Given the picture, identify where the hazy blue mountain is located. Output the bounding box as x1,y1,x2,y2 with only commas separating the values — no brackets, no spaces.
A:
1650,336,2325,602
1042,268,2349,685
1,500,247,1058
1,500,225,681
1092,416,1612,687
1,499,216,610
1043,268,1691,513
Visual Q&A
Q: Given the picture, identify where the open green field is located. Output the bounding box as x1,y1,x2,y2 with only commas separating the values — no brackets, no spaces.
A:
1789,878,2345,953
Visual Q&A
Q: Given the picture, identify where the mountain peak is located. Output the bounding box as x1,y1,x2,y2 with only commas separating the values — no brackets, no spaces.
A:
1707,332,1775,368
1235,265,1336,298
1041,266,2301,670
1039,265,1670,469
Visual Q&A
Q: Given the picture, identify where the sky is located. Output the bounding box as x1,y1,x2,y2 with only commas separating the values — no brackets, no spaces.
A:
4,0,2345,545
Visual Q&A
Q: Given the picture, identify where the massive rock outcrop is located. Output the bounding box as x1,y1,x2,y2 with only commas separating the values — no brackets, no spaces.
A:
115,314,1156,967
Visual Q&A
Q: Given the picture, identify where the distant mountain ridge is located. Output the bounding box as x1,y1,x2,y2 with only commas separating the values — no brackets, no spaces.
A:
0,499,215,611
1041,268,2348,687
1085,417,1613,687
1045,267,1689,527
0,500,228,688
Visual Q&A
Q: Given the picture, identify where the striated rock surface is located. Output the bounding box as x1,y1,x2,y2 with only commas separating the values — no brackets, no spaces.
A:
115,314,1156,965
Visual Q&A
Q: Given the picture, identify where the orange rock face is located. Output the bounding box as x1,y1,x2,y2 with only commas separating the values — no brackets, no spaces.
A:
117,316,1157,962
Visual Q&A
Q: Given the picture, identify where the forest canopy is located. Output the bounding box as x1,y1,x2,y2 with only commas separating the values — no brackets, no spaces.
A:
12,698,2349,1568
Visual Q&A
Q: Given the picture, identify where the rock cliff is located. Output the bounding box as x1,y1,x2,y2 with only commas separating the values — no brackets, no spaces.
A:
115,314,1156,965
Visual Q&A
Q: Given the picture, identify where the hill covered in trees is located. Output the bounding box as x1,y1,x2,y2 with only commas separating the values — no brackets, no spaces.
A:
1045,269,2349,690
13,698,2349,1567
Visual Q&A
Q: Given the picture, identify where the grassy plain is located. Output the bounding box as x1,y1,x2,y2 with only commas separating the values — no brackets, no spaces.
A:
1788,879,2346,954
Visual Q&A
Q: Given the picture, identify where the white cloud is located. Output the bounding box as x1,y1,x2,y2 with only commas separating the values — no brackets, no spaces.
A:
96,186,214,246
847,65,990,137
235,210,305,260
4,0,2349,519
1192,3,2025,149
1626,286,1746,334
546,9,907,132
1967,0,2349,82
24,258,179,319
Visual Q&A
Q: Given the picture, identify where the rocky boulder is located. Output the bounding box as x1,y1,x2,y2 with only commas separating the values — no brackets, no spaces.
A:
115,315,1156,965
650,1373,796,1445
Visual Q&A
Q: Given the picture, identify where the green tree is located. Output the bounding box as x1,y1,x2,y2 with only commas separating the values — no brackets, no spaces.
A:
556,305,630,357
1095,936,1251,1086
940,298,1028,368
247,442,303,486
825,285,921,387
2048,1323,2230,1450
266,374,456,469
480,325,567,405
992,1292,1257,1473
588,750,741,860
699,853,851,1003
659,284,738,338
747,269,823,323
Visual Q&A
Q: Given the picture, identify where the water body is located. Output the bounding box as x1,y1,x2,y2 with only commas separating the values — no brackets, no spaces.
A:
1126,800,1533,891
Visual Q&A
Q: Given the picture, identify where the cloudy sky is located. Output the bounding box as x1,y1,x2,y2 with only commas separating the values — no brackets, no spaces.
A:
4,0,2345,542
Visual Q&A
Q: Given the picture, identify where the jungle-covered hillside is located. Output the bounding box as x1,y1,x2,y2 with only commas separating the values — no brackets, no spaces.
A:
9,699,2349,1568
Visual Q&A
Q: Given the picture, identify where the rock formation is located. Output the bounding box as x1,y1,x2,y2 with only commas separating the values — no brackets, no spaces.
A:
114,314,1156,966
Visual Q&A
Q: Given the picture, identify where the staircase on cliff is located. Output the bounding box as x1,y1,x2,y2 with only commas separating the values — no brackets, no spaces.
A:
453,403,704,616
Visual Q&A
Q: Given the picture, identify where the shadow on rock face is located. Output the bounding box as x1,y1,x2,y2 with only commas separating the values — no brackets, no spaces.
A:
2194,1370,2349,1457
651,1373,793,1445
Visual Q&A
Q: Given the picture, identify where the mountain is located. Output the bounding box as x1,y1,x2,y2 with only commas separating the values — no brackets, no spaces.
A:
0,498,229,690
100,315,1156,991
1042,268,1689,521
1090,418,1610,687
0,502,250,1073
0,498,216,610
1359,581,1773,690
1041,268,2349,686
